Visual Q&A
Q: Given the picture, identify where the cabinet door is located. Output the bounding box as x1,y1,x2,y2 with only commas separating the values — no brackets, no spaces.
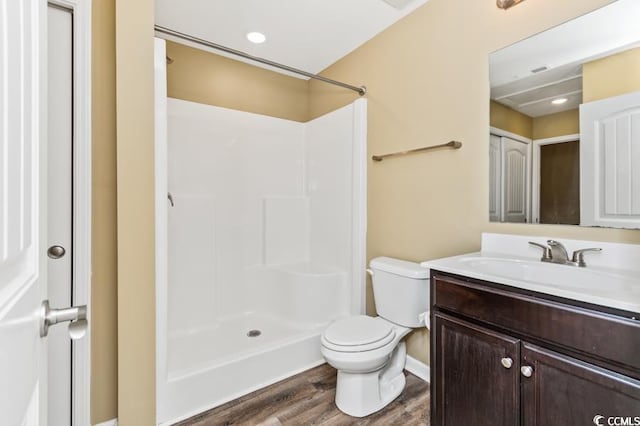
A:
522,343,640,426
434,313,520,426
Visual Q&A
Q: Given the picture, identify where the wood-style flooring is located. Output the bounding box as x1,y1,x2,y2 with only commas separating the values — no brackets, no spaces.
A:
176,364,430,426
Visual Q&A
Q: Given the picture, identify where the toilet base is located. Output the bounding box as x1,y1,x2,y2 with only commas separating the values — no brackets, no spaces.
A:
334,342,407,417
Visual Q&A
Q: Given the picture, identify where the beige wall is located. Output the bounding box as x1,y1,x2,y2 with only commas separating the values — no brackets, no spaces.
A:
583,47,640,102
489,103,579,141
166,42,310,122
490,104,579,141
490,100,533,138
115,0,156,424
91,0,117,423
308,0,640,365
532,109,579,140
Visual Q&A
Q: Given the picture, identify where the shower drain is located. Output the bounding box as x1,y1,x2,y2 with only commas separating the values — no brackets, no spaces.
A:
247,329,262,338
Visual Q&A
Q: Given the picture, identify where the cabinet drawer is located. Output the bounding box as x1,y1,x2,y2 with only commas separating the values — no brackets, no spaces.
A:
432,273,640,378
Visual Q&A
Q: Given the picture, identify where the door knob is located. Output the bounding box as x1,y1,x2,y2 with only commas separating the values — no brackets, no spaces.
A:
47,245,66,259
501,357,513,369
40,300,87,339
520,365,534,377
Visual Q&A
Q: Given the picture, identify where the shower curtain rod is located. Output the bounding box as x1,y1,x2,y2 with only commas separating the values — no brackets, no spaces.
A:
155,25,367,96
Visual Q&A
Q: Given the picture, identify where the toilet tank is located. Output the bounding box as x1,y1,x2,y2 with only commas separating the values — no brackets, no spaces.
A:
370,257,429,327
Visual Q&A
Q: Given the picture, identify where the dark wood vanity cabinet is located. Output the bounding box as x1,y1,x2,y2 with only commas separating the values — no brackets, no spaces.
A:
430,272,640,426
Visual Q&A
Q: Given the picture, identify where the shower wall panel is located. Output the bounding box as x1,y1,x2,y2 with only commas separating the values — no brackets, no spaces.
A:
263,197,310,265
167,99,305,333
306,104,355,273
168,194,216,334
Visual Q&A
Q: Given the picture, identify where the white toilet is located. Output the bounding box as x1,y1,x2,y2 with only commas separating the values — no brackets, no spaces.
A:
320,256,429,417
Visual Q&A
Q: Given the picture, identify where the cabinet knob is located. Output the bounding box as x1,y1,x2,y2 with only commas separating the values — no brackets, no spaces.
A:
500,357,513,369
520,365,533,377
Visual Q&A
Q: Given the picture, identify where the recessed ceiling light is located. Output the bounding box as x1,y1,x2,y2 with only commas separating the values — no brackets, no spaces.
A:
246,32,266,44
551,98,568,105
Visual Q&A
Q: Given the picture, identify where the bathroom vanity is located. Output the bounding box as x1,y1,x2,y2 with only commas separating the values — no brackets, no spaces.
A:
423,234,640,426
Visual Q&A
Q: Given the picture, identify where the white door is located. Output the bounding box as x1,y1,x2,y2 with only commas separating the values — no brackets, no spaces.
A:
489,134,502,222
47,4,73,425
580,90,640,228
0,0,49,425
501,136,529,223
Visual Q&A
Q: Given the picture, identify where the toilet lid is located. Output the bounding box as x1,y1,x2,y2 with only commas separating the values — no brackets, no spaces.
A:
322,316,395,352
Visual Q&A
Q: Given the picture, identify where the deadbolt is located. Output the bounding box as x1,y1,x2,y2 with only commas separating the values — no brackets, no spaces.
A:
47,245,66,259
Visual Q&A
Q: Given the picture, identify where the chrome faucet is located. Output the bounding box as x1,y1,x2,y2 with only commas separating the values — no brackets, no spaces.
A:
528,240,602,267
547,240,570,264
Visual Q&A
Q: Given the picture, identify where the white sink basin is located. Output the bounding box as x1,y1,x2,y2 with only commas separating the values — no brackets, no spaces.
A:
423,250,640,314
457,256,637,293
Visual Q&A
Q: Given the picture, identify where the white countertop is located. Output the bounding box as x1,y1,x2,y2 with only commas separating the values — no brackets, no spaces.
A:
421,233,640,315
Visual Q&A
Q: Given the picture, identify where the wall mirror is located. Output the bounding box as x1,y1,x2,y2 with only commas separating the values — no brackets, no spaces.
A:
489,0,640,229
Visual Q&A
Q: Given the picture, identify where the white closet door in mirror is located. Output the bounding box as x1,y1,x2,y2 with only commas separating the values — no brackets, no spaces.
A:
501,137,529,223
581,91,640,229
489,134,502,222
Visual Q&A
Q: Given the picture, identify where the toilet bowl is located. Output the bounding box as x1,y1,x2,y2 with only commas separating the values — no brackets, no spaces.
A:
321,257,430,418
321,315,412,417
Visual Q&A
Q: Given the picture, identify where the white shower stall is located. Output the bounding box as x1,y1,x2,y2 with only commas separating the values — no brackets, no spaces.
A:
154,40,367,424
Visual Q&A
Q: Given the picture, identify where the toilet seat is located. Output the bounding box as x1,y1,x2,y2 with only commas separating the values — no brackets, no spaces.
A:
321,316,395,353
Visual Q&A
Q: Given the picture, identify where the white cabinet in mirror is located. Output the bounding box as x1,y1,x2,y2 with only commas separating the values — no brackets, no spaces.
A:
488,0,640,229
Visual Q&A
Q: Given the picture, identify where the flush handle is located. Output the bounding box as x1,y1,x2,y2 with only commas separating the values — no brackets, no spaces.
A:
501,357,513,369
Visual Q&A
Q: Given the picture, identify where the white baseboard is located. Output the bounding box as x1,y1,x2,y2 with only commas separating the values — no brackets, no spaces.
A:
405,355,430,383
94,419,117,426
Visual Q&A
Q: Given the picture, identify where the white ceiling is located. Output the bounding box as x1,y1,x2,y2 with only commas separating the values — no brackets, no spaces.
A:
155,0,428,77
490,0,640,117
492,62,585,117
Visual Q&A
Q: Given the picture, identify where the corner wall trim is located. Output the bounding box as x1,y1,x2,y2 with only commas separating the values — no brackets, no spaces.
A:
94,419,118,426
405,355,430,383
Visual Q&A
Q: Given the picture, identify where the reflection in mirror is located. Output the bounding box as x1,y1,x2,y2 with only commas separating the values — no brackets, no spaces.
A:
488,0,640,229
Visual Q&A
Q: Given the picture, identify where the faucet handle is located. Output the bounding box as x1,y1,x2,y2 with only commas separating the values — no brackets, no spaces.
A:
571,248,602,267
528,241,552,261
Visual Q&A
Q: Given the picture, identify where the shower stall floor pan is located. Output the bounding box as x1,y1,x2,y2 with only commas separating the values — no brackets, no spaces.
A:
168,312,325,379
160,312,327,425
